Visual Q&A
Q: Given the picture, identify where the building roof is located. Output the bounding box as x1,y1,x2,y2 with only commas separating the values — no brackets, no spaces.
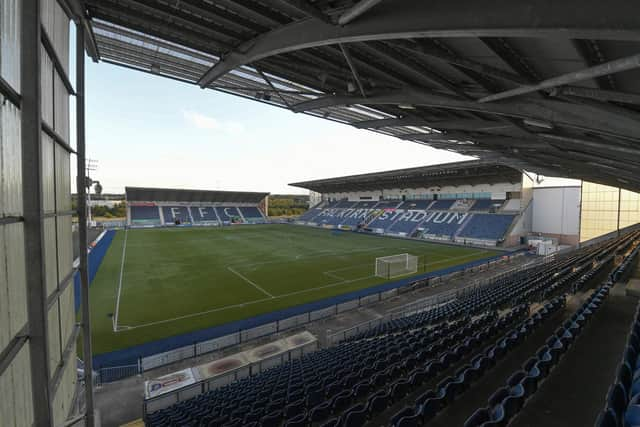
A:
290,160,521,193
125,187,269,204
74,0,640,191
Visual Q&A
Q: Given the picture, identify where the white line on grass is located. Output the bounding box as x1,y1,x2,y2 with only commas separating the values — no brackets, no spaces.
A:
112,227,129,332
227,266,275,298
116,274,378,332
114,250,488,332
113,228,490,332
113,296,275,331
323,270,346,281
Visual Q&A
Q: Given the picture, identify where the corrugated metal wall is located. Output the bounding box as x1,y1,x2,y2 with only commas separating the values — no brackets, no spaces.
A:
0,0,77,425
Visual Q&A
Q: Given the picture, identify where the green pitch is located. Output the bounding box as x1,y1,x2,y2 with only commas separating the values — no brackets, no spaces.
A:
89,224,500,354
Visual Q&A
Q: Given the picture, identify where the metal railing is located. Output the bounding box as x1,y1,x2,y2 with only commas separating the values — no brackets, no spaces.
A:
143,341,318,415
326,255,545,345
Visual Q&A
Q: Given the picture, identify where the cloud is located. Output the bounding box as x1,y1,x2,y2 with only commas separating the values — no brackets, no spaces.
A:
183,110,245,134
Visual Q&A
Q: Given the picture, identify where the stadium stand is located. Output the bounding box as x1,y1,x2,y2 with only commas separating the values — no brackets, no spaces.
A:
470,199,503,211
302,203,516,244
216,206,242,223
594,245,640,427
291,163,534,246
144,228,640,427
386,211,429,235
126,187,269,227
463,286,610,427
421,213,469,239
335,200,357,208
162,206,192,224
457,214,516,241
296,206,325,223
430,199,457,210
374,200,403,209
130,205,161,224
367,210,403,230
398,200,433,210
190,207,219,223
355,201,378,208
239,207,266,223
450,199,475,211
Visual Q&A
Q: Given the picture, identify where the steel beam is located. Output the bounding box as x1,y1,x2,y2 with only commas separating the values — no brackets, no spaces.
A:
290,89,640,140
572,39,616,90
76,24,96,427
358,42,472,99
268,0,328,22
552,86,640,106
392,40,528,85
338,0,384,25
22,1,54,425
339,44,366,97
256,68,291,107
65,0,100,61
398,131,474,142
42,121,76,154
0,325,28,377
480,54,640,103
0,75,21,107
104,0,246,42
424,119,513,132
197,0,640,86
352,116,432,129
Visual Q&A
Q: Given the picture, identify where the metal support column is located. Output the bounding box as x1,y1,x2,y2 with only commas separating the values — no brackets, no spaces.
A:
21,0,53,425
617,187,622,237
76,24,96,427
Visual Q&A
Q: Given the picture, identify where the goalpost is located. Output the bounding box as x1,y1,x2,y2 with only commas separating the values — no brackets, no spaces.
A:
375,253,419,279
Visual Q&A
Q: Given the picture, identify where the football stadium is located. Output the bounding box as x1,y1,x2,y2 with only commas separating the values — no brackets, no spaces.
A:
4,1,640,427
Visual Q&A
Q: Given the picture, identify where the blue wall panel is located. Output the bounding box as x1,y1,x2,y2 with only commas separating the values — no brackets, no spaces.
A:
74,229,116,312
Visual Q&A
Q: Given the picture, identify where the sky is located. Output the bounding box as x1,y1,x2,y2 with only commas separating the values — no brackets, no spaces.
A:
77,59,474,195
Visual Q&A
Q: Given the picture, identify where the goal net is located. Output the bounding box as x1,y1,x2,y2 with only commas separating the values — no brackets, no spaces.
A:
375,253,418,279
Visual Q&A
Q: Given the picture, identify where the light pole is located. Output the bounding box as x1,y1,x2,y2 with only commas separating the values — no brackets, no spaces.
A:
86,159,98,225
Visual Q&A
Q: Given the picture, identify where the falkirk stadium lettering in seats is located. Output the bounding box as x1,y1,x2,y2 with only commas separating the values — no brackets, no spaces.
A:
297,199,516,245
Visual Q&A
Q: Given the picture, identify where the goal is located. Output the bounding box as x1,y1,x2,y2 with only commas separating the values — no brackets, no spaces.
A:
375,253,419,279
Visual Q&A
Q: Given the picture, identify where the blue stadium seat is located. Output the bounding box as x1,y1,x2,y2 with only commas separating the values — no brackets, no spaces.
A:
457,214,515,240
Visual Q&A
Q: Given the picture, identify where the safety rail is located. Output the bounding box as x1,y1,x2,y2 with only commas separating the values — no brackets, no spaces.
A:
326,256,546,345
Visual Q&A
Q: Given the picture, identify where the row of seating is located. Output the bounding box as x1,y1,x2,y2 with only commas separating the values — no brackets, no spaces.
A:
595,245,640,427
390,298,565,427
348,241,604,342
129,204,266,226
320,199,503,212
465,284,612,427
146,309,522,427
306,309,528,427
145,316,482,427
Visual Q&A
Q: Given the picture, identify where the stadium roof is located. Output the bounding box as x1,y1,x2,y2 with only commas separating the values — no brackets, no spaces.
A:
74,1,640,191
289,160,521,193
125,187,269,203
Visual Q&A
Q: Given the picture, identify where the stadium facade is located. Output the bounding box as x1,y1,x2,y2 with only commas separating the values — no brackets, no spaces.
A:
292,160,640,249
0,1,78,426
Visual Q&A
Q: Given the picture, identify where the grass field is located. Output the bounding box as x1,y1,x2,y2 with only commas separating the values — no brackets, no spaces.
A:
89,224,500,354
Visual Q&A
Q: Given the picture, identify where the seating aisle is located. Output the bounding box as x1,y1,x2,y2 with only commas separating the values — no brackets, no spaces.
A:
510,286,638,427
424,307,569,427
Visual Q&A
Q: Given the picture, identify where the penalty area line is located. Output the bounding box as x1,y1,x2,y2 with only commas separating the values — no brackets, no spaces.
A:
112,227,129,332
227,266,275,298
116,274,377,332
